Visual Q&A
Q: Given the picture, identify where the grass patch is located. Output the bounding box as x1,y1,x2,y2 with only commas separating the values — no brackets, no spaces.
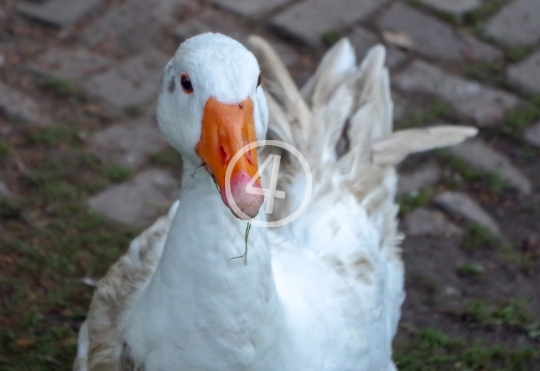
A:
394,327,538,371
462,224,502,250
41,77,79,97
460,299,539,338
0,138,10,160
102,164,132,183
463,0,505,26
124,104,146,118
456,262,484,278
500,104,540,138
150,148,182,167
0,130,138,369
398,189,434,217
462,61,504,83
321,29,343,46
438,153,510,195
398,101,451,129
506,45,534,63
27,126,82,147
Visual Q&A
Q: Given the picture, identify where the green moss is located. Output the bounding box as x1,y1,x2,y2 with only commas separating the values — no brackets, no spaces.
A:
461,299,538,335
27,126,82,147
395,327,538,371
398,101,451,129
457,262,484,278
0,139,10,160
124,104,146,117
398,189,434,216
102,164,133,183
150,148,182,167
41,77,78,97
501,105,540,138
438,153,511,195
462,224,502,250
462,61,504,83
321,29,343,46
463,0,505,26
506,45,534,63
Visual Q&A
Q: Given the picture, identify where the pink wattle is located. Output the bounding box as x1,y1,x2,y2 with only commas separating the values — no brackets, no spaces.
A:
220,172,264,219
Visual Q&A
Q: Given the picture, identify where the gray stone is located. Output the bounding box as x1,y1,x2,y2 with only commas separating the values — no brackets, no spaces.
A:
210,0,290,16
173,8,252,46
486,0,540,45
507,50,540,94
88,117,168,169
83,0,191,53
418,0,481,15
377,3,502,62
87,169,179,227
524,121,540,147
393,61,520,126
403,207,463,237
28,48,111,82
84,50,168,108
0,182,10,198
398,164,441,196
0,81,48,125
272,0,384,46
18,0,102,27
347,27,408,68
448,139,532,194
434,191,501,236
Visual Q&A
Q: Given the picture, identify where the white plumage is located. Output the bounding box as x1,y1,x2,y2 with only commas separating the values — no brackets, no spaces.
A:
74,33,476,371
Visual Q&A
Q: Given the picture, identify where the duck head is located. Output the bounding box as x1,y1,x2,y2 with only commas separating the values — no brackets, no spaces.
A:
157,33,268,220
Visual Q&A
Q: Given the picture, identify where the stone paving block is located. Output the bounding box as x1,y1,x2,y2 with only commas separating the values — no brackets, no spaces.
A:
83,0,191,53
28,48,111,82
377,3,502,62
347,27,408,68
210,0,290,16
84,50,168,108
403,208,463,237
393,60,520,126
272,0,384,46
88,116,168,169
507,50,540,94
418,0,481,15
174,8,251,46
0,81,48,125
448,139,532,194
398,164,441,196
0,181,11,198
524,121,540,147
18,0,103,27
486,0,540,45
87,169,179,227
433,191,501,236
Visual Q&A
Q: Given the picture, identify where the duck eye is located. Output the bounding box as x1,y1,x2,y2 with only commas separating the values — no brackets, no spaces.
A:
257,74,262,88
180,74,193,94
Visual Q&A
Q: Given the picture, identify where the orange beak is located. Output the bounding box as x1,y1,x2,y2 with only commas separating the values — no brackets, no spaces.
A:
195,97,264,219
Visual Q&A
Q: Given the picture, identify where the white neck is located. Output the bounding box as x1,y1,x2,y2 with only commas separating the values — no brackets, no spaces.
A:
124,161,291,371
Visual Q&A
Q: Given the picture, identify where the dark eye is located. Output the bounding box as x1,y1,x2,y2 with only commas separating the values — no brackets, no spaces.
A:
180,74,193,94
257,74,262,88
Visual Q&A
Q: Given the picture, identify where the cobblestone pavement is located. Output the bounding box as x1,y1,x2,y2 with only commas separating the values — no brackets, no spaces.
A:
1,0,539,369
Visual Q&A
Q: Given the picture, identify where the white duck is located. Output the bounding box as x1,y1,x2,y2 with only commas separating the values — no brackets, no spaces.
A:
74,33,476,371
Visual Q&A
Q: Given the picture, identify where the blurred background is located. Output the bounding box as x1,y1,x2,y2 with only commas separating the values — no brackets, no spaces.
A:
0,0,539,370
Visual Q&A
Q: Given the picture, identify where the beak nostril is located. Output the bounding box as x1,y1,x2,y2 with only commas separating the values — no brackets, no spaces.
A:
219,146,229,163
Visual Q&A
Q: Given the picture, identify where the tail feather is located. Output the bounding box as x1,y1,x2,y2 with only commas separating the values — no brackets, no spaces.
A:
247,36,312,147
250,37,477,226
372,126,478,166
302,38,357,108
